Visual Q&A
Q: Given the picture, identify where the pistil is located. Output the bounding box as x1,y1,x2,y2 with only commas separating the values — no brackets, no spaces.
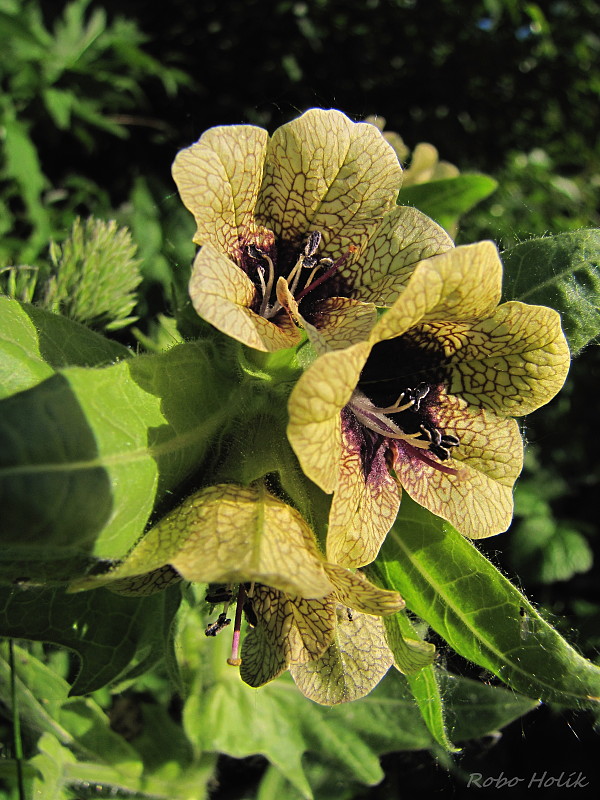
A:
227,584,248,667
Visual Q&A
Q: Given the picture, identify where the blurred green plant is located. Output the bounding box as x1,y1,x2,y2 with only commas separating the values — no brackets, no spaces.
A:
1,216,142,331
0,0,190,265
459,149,600,249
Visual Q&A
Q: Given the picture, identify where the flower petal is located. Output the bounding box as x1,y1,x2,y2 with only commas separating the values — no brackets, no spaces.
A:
239,623,288,687
324,563,405,615
326,419,400,568
172,125,268,257
256,109,402,257
443,301,570,416
393,394,523,538
72,485,335,598
371,241,503,344
106,565,182,596
277,278,377,352
341,206,454,305
189,245,302,351
290,609,393,705
287,343,370,492
240,585,337,687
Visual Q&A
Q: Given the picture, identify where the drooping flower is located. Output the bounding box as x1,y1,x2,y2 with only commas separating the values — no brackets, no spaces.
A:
287,241,571,567
70,483,404,700
171,108,453,351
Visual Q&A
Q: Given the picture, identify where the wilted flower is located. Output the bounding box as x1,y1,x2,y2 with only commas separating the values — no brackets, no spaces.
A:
172,108,452,351
287,241,571,567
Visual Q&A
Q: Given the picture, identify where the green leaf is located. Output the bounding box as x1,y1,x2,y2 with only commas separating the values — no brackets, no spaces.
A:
378,495,600,707
398,174,498,233
377,607,456,751
30,733,78,800
42,87,74,129
500,230,600,354
440,671,539,743
1,644,208,799
0,585,181,694
0,341,236,580
0,296,130,399
405,662,455,751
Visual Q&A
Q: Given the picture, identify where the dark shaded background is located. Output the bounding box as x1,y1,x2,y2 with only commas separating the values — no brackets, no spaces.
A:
40,0,600,205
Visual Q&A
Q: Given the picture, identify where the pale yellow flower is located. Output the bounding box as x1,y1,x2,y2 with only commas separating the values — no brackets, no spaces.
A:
287,241,571,567
172,108,452,351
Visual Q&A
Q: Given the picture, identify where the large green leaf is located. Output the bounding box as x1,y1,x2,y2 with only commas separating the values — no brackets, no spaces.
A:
0,584,181,694
0,296,130,399
0,340,237,580
501,229,600,354
378,495,600,707
398,174,497,233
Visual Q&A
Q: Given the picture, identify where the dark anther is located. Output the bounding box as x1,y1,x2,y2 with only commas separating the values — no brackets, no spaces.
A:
247,243,265,260
429,432,460,461
419,421,442,445
319,257,334,269
346,608,354,622
429,443,451,461
205,585,233,605
410,383,430,411
303,255,319,269
205,612,231,637
304,230,322,258
441,433,460,446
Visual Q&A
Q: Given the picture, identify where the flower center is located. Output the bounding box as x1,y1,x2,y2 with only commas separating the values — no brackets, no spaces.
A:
247,231,352,320
348,384,460,462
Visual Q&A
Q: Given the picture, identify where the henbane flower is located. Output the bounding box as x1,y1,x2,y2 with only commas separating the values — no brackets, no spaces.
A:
70,484,404,701
287,241,571,567
171,108,452,351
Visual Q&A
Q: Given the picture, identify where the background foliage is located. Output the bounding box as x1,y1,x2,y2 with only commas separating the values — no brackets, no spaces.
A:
1,0,599,797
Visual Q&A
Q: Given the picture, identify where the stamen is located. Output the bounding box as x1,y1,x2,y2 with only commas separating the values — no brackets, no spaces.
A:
430,427,442,447
348,389,431,450
248,245,276,317
205,584,233,608
259,253,276,317
419,424,433,441
304,230,322,258
295,246,357,302
256,265,267,301
378,392,415,414
442,434,460,446
412,383,430,411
